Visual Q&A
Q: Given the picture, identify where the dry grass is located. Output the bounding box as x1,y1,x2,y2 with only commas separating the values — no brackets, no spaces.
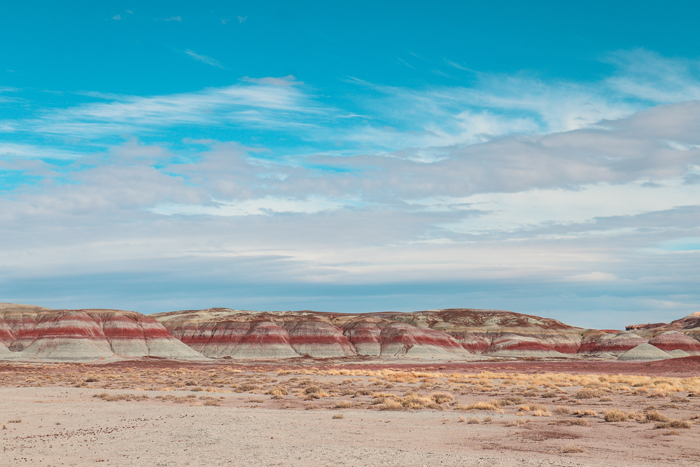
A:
603,409,629,422
93,393,150,402
332,413,345,419
645,410,670,422
377,399,403,411
333,400,354,409
655,419,692,429
575,388,601,399
561,444,585,453
459,401,501,411
569,419,589,426
430,392,454,404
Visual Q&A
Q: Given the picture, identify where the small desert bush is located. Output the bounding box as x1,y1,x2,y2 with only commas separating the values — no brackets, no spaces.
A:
553,406,572,415
645,410,670,422
402,394,433,409
495,397,524,406
467,417,480,424
265,387,288,399
430,392,454,404
332,413,345,419
575,388,600,399
333,400,353,409
377,399,403,411
570,419,589,426
655,419,692,429
561,444,585,453
603,409,628,422
462,401,501,411
506,419,528,427
93,393,150,402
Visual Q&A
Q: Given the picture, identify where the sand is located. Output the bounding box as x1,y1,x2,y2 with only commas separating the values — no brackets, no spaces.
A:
2,360,700,466
3,387,698,467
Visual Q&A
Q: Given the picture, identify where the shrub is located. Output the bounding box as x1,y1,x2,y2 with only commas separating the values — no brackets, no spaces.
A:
467,417,480,424
561,444,585,453
430,392,454,404
655,419,691,429
402,395,433,409
645,410,669,422
570,419,589,426
464,401,500,411
575,389,600,399
603,409,628,422
377,399,402,411
333,400,353,409
332,413,345,419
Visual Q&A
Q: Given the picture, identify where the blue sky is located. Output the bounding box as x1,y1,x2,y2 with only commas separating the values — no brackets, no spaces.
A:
2,1,700,328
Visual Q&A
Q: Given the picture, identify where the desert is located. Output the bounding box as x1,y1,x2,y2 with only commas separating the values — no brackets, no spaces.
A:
1,304,700,466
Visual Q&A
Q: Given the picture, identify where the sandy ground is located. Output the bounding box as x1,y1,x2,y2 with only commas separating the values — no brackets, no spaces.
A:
1,361,699,466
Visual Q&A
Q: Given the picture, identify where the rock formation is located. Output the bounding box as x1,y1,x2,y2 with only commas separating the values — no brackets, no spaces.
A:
5,302,699,362
0,303,204,360
153,308,590,360
617,343,673,361
626,312,700,352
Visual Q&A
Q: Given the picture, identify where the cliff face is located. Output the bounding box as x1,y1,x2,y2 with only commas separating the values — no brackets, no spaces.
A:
0,303,203,360
152,308,589,359
626,312,700,351
3,303,699,361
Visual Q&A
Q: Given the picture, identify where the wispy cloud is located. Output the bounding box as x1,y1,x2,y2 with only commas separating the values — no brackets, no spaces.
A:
164,16,182,22
0,143,84,160
16,78,325,138
184,49,225,69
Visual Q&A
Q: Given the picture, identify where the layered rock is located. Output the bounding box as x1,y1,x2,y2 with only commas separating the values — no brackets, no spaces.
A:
648,331,700,355
0,303,203,360
618,343,673,361
153,308,586,360
578,331,648,357
627,312,700,344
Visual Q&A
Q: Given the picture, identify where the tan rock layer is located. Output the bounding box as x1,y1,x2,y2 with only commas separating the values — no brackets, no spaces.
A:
0,303,203,360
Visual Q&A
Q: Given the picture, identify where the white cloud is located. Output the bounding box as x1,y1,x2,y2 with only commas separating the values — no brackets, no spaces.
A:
0,143,84,160
164,16,182,22
184,49,225,69
415,179,700,234
151,196,345,217
23,79,322,137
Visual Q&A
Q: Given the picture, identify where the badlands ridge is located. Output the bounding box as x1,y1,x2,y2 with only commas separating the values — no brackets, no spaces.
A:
1,302,699,361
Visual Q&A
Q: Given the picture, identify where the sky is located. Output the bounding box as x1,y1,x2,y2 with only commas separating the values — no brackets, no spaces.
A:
2,1,700,328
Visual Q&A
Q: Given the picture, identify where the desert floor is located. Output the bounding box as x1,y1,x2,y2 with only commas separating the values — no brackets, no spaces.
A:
1,359,699,466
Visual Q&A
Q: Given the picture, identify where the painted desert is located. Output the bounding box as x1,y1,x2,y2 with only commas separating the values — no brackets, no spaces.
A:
1,303,700,466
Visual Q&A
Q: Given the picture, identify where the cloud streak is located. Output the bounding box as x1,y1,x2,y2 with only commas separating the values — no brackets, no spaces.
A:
184,49,225,69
